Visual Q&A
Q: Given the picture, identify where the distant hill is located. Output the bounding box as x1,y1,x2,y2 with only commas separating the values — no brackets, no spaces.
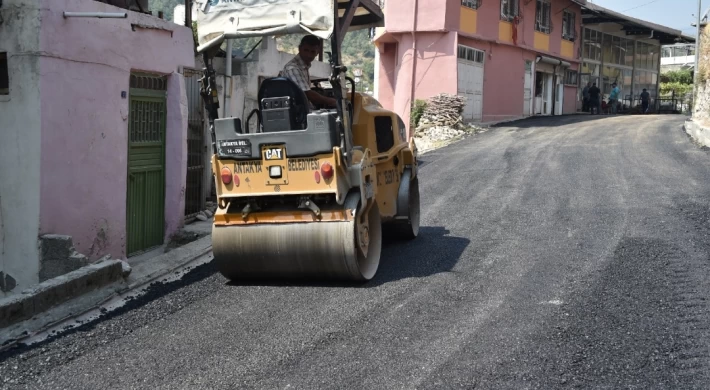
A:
149,0,377,92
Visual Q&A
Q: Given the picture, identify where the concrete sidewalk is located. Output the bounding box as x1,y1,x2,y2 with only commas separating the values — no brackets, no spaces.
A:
684,119,710,148
0,218,215,348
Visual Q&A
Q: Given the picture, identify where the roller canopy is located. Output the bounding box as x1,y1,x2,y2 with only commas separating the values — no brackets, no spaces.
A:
195,0,385,53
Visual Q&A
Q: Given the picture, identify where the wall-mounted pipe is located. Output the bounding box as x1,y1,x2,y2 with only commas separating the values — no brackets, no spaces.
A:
63,12,127,18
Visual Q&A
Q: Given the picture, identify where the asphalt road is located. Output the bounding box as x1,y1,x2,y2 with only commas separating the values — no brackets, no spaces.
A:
3,114,710,389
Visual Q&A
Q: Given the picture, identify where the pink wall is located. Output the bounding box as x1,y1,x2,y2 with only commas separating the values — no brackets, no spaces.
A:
563,85,578,114
381,32,457,137
381,0,458,32
458,37,539,123
39,0,195,259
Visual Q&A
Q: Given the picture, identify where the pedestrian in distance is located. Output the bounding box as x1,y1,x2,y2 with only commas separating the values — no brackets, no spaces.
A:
609,83,620,114
582,82,591,112
588,82,601,115
640,88,651,114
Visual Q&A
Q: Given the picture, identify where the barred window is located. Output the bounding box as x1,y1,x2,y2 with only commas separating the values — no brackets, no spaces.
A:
501,0,519,21
562,10,576,41
462,0,480,9
535,0,551,34
458,45,485,64
565,70,578,85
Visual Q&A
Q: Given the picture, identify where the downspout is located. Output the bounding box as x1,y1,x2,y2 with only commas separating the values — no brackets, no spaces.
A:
409,0,419,139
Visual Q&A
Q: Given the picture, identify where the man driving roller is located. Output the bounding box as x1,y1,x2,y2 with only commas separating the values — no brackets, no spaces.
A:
280,35,338,109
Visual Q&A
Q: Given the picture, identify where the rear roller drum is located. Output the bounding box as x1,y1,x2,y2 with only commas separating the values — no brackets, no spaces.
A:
389,175,420,240
211,195,382,282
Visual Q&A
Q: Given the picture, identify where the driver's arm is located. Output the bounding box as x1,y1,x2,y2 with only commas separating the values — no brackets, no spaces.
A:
282,65,337,108
305,90,337,107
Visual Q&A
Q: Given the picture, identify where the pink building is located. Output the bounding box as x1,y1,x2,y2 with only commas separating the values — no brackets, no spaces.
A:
374,0,586,132
0,0,195,297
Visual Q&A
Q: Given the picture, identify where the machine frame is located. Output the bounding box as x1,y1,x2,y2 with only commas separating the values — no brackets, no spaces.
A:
195,0,420,282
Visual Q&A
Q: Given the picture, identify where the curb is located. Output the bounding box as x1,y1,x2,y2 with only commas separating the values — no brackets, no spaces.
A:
124,235,213,291
0,260,124,330
0,235,213,347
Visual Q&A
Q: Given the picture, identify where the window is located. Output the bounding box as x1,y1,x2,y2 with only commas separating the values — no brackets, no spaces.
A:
564,69,578,86
457,45,485,63
374,116,395,153
535,0,551,34
635,42,659,70
583,28,602,62
501,0,518,21
0,53,8,95
562,10,576,41
462,0,480,9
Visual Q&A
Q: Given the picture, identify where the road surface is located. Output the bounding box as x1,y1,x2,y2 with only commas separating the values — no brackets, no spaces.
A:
3,114,710,389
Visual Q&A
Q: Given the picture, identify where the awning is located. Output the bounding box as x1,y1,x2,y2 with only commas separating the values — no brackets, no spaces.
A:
581,3,693,45
194,0,384,53
536,55,571,68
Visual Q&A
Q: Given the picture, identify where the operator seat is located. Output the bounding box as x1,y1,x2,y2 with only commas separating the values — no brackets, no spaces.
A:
258,77,310,132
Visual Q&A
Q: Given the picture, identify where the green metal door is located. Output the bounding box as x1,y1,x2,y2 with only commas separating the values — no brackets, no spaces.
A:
127,73,167,256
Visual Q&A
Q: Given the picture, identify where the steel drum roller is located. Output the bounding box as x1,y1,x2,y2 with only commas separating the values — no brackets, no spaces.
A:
212,202,382,281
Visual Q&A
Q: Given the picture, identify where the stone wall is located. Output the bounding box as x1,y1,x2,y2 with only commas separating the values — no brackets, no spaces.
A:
694,24,710,124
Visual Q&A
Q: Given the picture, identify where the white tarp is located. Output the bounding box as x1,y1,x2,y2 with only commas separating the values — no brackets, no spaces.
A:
195,0,335,53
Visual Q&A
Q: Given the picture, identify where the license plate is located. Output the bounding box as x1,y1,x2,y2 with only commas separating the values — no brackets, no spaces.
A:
218,139,251,157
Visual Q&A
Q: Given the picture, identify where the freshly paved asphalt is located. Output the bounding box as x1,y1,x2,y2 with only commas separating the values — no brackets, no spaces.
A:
3,114,710,389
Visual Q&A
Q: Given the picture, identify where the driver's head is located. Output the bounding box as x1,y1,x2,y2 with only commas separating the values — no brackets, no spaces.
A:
298,35,322,65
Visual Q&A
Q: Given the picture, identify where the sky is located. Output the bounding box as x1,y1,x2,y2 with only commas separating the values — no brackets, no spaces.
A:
588,0,702,36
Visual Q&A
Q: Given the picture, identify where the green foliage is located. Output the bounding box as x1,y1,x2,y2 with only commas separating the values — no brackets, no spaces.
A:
660,82,693,96
410,99,428,128
660,69,693,85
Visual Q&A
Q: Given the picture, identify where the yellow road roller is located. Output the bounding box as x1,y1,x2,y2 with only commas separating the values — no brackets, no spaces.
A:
196,0,420,282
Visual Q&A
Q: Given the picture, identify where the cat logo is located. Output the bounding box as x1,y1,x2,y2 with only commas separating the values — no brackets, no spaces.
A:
264,147,284,161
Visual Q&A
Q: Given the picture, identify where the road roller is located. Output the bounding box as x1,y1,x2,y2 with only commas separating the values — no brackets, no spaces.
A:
195,0,420,282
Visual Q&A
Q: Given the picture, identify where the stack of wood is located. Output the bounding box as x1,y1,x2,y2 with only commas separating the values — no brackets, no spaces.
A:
418,93,466,128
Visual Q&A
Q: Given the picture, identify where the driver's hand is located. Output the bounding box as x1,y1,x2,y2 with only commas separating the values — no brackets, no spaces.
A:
327,97,337,107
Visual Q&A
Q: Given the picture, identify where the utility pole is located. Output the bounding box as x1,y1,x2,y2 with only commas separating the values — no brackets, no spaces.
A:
693,0,702,117
184,0,192,27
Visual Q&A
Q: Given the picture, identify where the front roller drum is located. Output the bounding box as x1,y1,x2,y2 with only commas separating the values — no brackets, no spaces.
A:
212,202,382,282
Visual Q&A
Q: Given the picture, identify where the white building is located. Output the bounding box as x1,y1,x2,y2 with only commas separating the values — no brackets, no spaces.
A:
661,43,695,72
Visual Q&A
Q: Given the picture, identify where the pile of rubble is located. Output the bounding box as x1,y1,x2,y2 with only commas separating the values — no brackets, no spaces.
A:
413,93,487,152
195,201,218,222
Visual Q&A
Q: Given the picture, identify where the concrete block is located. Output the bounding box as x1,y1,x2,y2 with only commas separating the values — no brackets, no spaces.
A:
120,260,132,277
684,120,710,147
39,234,91,282
0,259,124,329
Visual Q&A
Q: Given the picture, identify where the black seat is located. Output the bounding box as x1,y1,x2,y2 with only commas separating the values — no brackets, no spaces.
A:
257,77,310,132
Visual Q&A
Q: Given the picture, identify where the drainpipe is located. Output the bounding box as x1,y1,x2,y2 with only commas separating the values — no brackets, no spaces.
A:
224,39,233,118
409,0,419,139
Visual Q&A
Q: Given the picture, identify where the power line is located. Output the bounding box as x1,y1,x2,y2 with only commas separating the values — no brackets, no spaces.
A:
620,0,664,13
